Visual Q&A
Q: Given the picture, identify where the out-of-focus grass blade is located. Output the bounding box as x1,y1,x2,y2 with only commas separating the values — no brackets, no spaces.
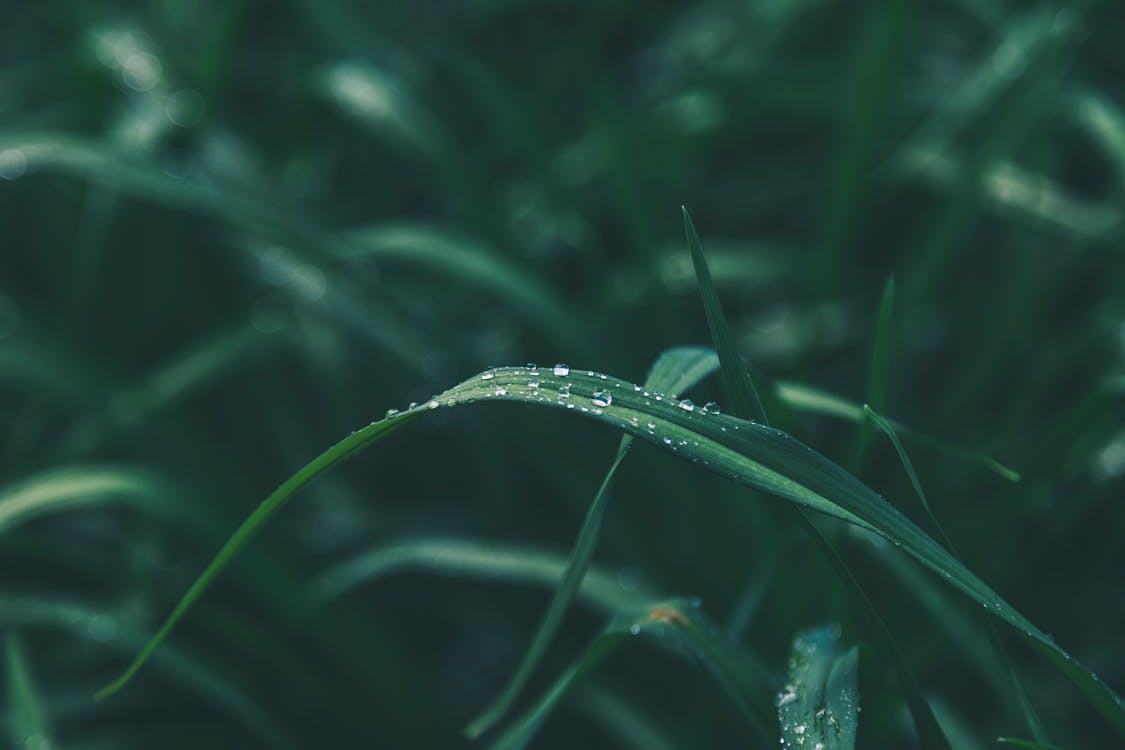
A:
467,347,718,738
4,632,53,750
775,380,1020,481
97,367,1125,738
777,626,859,750
996,739,1066,750
1,597,294,749
686,206,949,748
311,535,652,612
865,404,1048,742
0,466,177,535
490,598,772,750
682,208,768,423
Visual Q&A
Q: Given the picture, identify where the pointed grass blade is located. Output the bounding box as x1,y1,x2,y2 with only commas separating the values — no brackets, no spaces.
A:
682,207,768,424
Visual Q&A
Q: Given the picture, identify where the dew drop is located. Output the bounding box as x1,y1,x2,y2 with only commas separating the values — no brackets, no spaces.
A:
662,437,673,445
525,362,537,370
529,381,540,389
553,363,570,376
408,401,418,409
559,384,571,398
679,399,695,412
385,408,400,419
495,387,508,396
427,400,439,410
629,624,641,635
480,371,495,380
702,401,720,414
591,390,612,407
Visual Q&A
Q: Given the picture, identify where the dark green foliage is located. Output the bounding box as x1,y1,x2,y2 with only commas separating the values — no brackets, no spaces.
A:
2,2,1124,748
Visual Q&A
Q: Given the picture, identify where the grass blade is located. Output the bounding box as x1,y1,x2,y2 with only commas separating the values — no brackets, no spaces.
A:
683,208,768,424
466,348,718,738
311,535,653,612
95,367,1125,739
777,626,859,750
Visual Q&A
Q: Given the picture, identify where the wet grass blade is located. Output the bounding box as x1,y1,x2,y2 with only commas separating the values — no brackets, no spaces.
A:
95,368,1125,738
5,633,52,750
865,404,1048,742
683,208,768,423
311,535,653,612
466,347,718,738
490,599,772,750
777,626,859,750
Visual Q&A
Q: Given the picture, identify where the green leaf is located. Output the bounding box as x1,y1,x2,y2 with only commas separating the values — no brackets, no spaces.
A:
466,347,718,738
95,367,1125,740
777,626,859,750
311,535,652,612
683,208,768,424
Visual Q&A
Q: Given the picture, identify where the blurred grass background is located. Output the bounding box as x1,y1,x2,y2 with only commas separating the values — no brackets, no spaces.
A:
2,0,1124,747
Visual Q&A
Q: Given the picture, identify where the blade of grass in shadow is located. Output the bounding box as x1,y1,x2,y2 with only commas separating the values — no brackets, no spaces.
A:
684,208,951,749
490,599,773,750
311,535,653,613
4,633,53,750
774,380,1020,482
94,364,1125,737
850,276,896,469
865,404,1049,743
683,208,768,423
466,347,719,738
777,626,859,750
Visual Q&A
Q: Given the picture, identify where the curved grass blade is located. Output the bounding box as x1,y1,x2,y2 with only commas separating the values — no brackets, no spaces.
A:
491,599,772,750
683,208,768,423
573,684,677,750
466,348,718,738
865,404,1048,742
777,626,859,750
311,535,652,612
96,367,1125,738
5,633,53,750
774,380,1020,481
0,466,178,535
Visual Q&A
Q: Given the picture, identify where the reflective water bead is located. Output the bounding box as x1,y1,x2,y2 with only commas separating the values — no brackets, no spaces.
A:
679,399,695,412
553,363,570,376
702,401,720,414
591,390,612,407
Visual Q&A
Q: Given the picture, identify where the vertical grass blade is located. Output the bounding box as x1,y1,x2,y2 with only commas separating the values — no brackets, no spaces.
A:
683,207,768,424
466,348,719,738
